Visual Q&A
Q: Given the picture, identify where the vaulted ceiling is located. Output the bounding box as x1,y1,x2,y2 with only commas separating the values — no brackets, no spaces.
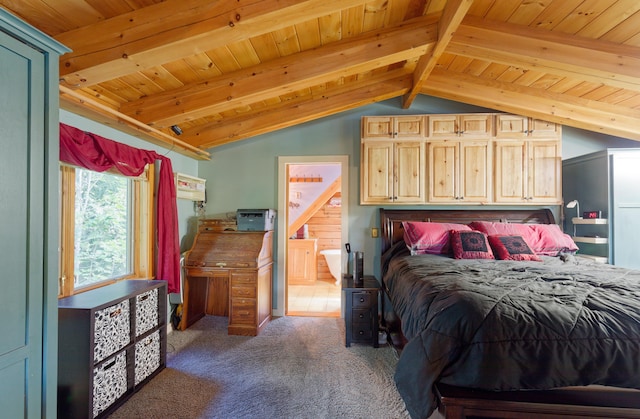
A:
2,0,639,160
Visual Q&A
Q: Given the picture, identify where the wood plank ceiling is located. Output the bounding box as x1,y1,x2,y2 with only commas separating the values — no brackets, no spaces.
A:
2,0,640,160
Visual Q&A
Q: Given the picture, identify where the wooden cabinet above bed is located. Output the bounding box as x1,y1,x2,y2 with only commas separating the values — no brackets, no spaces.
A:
360,113,562,205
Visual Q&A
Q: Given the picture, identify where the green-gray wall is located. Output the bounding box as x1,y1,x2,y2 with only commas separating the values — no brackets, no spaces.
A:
63,94,640,314
197,95,640,312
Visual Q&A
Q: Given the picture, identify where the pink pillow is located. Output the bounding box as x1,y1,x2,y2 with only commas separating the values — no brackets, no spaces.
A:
488,235,541,261
451,230,494,260
468,221,577,256
468,220,535,239
402,221,471,255
530,224,579,256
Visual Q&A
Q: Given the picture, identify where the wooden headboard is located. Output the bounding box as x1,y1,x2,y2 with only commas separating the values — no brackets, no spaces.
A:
379,208,556,255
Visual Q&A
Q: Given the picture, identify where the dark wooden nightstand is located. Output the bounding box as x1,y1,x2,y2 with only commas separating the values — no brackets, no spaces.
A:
342,275,380,348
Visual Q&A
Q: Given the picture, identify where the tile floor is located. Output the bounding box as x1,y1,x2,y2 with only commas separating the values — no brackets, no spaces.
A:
287,278,341,317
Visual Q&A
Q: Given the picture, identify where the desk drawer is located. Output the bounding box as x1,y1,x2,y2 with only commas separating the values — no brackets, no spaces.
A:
230,299,256,325
231,285,256,298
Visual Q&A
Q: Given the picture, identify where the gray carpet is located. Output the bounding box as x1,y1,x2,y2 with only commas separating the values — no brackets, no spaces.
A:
107,315,410,419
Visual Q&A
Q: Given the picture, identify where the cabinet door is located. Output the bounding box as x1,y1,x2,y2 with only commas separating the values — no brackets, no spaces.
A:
496,114,529,138
529,119,559,138
459,141,491,203
362,116,393,138
395,116,425,137
429,115,459,138
0,30,46,418
528,140,561,203
394,141,425,203
494,140,528,203
361,140,394,204
458,114,492,138
427,141,459,202
288,240,317,285
206,270,230,316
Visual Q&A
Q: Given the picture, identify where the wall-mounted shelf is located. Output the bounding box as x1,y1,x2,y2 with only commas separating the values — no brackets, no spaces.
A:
576,254,609,264
573,236,608,244
570,217,608,263
572,217,608,225
175,172,206,201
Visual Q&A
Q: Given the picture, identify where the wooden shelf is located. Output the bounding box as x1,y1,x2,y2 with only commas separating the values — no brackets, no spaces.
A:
573,236,608,244
572,217,607,225
576,254,608,264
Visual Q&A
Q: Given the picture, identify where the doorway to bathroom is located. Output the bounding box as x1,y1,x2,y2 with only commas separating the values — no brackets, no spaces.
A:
277,156,349,318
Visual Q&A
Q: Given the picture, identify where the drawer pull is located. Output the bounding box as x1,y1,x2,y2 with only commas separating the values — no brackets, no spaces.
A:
359,297,365,303
215,262,227,267
110,308,122,318
104,359,117,370
144,339,153,347
358,330,364,335
358,313,365,319
140,295,149,301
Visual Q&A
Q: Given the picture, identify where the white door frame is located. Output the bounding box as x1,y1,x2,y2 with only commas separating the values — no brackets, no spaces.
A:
275,155,349,317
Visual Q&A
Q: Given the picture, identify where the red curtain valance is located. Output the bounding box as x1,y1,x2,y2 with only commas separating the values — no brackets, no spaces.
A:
60,123,180,294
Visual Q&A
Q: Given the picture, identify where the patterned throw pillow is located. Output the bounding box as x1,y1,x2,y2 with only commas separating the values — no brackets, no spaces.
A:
450,230,494,260
488,235,542,261
402,221,471,255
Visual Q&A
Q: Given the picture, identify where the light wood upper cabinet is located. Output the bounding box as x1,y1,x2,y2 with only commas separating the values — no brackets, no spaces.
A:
362,116,425,138
494,139,561,204
496,114,560,138
427,140,491,203
360,139,425,204
429,114,493,139
360,113,561,206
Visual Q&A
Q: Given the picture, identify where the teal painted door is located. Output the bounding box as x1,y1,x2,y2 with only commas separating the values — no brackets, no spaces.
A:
0,30,46,417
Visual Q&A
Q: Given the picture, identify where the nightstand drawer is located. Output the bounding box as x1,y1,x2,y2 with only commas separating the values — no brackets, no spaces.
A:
353,308,373,322
351,291,373,309
351,325,374,341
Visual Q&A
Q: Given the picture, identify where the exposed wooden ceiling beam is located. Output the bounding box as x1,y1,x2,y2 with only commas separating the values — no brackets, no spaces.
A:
402,0,473,109
450,16,640,92
186,70,413,149
423,68,640,141
120,15,438,128
59,86,211,160
56,0,373,87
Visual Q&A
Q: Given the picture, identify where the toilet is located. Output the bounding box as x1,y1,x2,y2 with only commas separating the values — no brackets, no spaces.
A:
320,249,342,285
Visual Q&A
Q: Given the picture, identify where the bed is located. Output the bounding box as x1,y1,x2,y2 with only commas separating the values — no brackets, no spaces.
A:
379,208,640,419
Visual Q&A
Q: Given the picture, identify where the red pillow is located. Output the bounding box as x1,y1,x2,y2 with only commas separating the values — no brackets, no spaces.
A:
488,235,541,261
402,221,471,255
450,230,494,260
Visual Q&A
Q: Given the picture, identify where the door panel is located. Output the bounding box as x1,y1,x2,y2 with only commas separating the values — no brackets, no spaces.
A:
0,31,45,416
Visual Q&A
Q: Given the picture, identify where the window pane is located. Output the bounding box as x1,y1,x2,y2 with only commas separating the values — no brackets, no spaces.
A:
74,169,132,287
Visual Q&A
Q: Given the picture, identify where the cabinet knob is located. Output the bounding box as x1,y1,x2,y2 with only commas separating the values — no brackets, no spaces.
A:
359,297,365,303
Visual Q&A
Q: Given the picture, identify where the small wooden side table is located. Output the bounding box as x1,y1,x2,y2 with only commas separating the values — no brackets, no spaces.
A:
342,275,380,347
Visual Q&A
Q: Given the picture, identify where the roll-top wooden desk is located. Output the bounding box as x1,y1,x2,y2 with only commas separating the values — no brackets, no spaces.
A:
182,228,273,336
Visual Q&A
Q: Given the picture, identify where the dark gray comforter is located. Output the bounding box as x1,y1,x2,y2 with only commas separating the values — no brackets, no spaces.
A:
382,244,640,418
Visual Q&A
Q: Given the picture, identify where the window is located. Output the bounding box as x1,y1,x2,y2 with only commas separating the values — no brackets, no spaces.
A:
59,164,154,297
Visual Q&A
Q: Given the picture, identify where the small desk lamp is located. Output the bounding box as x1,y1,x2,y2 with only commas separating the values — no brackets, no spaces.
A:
566,200,580,236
